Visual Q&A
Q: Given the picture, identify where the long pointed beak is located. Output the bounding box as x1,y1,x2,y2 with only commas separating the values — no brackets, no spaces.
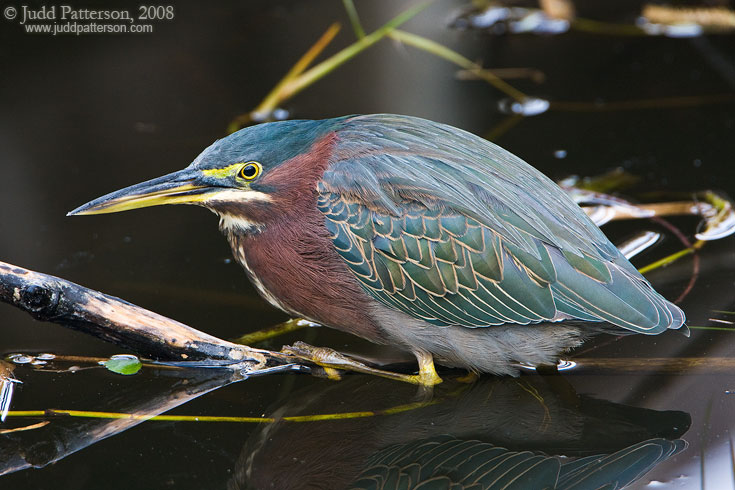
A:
68,168,212,216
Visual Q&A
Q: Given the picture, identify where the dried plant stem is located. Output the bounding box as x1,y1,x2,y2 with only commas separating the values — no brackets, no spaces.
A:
540,0,575,20
228,3,429,132
276,4,429,103
484,113,524,141
254,22,342,115
642,5,735,29
551,94,735,112
457,67,545,83
227,22,342,133
229,1,539,132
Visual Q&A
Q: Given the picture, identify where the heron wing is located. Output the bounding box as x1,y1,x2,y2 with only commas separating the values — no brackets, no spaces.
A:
317,114,684,332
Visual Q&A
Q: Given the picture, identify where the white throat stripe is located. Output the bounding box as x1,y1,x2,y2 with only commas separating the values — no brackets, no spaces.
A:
204,189,272,204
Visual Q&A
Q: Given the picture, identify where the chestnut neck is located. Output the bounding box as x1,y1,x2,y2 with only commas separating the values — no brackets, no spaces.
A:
222,132,385,341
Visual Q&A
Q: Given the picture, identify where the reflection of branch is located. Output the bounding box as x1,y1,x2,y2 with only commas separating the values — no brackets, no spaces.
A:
0,368,240,476
570,357,735,373
6,398,442,424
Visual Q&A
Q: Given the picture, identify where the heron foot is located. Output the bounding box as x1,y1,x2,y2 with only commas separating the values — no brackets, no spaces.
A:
412,349,443,387
282,341,443,387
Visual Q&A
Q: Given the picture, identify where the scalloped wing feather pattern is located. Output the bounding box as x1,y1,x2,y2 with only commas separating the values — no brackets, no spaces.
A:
318,114,685,334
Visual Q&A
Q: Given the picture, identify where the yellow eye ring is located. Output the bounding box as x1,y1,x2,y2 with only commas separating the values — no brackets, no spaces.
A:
238,161,261,180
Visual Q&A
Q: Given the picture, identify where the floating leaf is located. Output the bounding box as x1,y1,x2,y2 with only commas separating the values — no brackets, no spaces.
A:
101,355,142,376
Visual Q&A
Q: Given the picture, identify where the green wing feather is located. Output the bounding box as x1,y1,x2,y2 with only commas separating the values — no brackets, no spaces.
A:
318,114,685,334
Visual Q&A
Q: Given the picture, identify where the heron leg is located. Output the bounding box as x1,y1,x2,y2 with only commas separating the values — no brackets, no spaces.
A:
282,341,442,386
413,350,443,386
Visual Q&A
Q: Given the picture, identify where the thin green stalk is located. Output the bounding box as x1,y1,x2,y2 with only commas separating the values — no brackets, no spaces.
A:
254,22,342,115
570,17,646,36
388,29,528,102
279,2,430,101
342,0,365,38
484,113,524,141
637,245,697,275
4,399,440,423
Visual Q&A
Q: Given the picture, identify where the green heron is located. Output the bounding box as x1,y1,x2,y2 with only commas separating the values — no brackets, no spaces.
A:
69,114,686,385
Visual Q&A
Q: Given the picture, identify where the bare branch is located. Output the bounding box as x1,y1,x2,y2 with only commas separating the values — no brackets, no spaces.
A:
0,261,271,368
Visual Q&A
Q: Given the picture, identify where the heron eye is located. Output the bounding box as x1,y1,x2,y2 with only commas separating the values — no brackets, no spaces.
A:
239,162,261,180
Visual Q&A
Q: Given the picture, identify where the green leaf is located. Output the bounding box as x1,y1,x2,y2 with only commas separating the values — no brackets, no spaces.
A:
101,355,142,375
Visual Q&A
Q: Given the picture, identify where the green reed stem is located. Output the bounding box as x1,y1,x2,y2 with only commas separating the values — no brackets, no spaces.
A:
342,0,365,38
387,29,528,102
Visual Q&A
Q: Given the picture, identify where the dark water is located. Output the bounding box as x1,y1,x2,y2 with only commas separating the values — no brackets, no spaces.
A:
1,0,734,488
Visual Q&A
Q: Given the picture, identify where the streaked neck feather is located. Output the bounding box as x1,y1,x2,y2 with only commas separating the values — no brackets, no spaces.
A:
218,213,263,235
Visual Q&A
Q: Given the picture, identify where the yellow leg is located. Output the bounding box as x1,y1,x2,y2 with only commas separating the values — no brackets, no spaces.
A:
413,350,443,386
282,341,442,386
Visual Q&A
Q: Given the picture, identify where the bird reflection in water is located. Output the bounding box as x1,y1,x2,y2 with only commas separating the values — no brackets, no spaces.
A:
231,375,689,490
